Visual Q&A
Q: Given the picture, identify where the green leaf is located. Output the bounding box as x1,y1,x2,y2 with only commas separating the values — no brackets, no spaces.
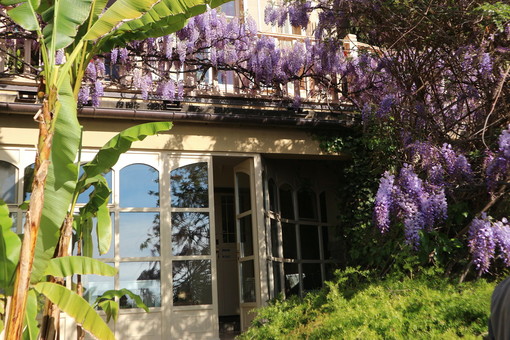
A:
96,199,111,255
0,200,21,294
101,0,232,50
32,75,81,284
95,288,149,313
22,289,39,340
35,282,115,340
76,175,111,255
83,122,171,178
42,0,93,50
6,0,40,31
44,256,116,277
82,0,162,41
82,217,93,258
97,299,119,323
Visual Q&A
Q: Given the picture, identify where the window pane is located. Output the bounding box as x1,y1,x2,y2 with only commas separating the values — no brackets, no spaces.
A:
239,215,253,257
120,164,159,208
302,263,322,291
171,162,208,208
284,263,299,297
82,268,115,304
273,261,282,297
280,184,294,220
9,212,17,233
172,212,210,256
268,179,277,212
282,223,297,259
119,262,161,308
300,225,320,260
173,260,212,306
236,172,251,213
219,1,235,16
270,219,279,258
120,212,160,257
23,163,34,201
77,170,112,204
297,188,317,220
240,260,256,303
0,161,17,203
221,195,236,243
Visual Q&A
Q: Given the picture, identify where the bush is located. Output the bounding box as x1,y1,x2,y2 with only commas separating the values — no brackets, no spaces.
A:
239,269,495,339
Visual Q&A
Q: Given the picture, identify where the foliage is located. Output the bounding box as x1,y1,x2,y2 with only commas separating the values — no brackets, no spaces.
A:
240,268,495,340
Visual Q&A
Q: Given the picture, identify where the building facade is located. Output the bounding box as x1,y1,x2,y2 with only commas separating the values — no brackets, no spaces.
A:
0,1,358,338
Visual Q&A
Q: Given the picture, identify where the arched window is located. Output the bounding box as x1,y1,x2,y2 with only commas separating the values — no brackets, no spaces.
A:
120,163,159,208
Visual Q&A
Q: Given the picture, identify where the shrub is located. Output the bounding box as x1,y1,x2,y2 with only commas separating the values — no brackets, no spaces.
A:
240,269,495,339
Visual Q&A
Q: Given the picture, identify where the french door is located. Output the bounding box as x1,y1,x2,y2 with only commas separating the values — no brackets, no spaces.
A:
234,158,259,331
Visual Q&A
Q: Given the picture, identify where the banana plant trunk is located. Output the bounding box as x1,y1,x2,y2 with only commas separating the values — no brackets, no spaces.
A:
40,214,75,340
5,99,54,339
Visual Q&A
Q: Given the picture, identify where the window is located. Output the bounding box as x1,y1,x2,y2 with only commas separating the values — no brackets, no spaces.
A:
170,161,213,306
266,178,338,298
117,163,162,308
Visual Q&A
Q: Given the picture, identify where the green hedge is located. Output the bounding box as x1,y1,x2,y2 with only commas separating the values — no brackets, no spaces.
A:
240,269,495,340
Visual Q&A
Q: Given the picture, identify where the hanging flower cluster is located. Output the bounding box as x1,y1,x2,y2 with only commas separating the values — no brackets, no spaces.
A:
468,214,510,273
374,164,447,248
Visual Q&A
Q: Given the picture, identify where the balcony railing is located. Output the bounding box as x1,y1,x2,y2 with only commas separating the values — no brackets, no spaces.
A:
0,32,363,108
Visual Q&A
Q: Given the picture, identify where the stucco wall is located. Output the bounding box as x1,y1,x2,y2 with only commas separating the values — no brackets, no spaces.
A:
0,114,340,156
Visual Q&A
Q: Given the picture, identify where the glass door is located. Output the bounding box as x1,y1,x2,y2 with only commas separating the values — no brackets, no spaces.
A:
234,159,259,331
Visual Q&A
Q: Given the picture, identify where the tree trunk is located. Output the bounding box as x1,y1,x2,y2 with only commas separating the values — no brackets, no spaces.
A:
5,99,53,339
40,214,76,339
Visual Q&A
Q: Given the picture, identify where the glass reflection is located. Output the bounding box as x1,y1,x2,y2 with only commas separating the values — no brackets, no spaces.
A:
82,268,115,304
23,163,34,201
172,212,210,256
0,161,17,203
171,162,208,208
219,1,236,16
236,172,251,213
9,212,17,233
120,164,159,208
239,215,253,257
173,260,212,306
120,212,160,257
77,169,112,204
119,262,161,308
240,260,255,303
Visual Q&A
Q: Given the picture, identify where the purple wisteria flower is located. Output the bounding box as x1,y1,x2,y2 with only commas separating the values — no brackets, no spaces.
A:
110,48,118,65
374,171,395,233
468,214,495,273
78,86,90,105
469,215,510,273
